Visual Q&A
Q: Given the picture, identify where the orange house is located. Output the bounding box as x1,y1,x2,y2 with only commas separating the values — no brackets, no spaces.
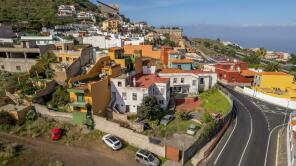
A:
123,45,172,65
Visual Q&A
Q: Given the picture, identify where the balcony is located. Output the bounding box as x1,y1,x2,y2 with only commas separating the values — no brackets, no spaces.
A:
70,101,87,108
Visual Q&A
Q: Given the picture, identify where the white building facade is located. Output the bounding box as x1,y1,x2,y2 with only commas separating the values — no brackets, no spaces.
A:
158,69,217,95
110,74,170,113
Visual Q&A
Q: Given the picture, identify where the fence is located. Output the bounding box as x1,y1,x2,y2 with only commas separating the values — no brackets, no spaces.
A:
240,87,296,110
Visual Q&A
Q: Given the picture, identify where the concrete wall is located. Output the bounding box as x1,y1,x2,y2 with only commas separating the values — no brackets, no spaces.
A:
242,87,296,109
0,58,37,73
90,77,110,116
66,47,95,79
93,115,165,157
83,36,106,48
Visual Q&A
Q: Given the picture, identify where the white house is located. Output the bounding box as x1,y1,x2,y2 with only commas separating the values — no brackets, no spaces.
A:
58,5,76,17
111,74,170,113
20,35,73,46
158,68,217,95
82,35,123,48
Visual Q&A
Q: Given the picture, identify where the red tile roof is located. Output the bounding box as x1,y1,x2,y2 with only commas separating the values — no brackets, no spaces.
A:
136,74,169,88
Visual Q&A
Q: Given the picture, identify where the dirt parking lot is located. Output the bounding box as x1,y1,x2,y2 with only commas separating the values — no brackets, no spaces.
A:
0,132,141,166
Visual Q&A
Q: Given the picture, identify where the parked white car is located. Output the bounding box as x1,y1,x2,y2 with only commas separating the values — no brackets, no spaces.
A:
102,134,122,150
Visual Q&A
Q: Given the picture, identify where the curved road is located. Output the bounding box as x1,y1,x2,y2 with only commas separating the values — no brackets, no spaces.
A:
206,86,288,166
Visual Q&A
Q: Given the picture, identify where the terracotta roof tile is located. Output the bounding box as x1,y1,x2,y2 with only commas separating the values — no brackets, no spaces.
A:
136,74,169,88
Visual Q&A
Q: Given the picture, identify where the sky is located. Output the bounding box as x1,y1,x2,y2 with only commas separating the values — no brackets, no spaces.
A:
94,0,296,52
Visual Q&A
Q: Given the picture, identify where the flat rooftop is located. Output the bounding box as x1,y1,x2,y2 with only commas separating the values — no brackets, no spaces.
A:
0,104,29,112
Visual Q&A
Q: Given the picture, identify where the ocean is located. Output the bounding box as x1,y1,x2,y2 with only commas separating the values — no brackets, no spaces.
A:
184,25,296,53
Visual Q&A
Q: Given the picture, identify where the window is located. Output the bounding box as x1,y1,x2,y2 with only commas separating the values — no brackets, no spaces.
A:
192,80,196,86
181,78,184,83
66,57,70,61
122,92,127,100
159,100,164,105
132,93,137,100
16,66,21,71
200,78,204,84
1,65,4,70
77,93,85,102
59,57,62,62
177,65,182,69
173,78,177,83
160,88,165,95
117,81,122,87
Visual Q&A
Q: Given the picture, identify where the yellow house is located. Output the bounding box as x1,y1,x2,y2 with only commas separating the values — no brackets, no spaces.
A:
101,19,120,34
67,55,122,115
68,77,110,115
108,47,143,74
253,72,296,100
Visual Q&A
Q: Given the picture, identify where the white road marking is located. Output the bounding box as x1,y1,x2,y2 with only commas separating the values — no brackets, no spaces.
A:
214,118,237,165
232,97,253,166
264,124,286,166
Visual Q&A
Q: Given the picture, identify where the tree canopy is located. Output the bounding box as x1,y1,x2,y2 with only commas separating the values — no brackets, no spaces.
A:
264,62,281,72
137,96,162,121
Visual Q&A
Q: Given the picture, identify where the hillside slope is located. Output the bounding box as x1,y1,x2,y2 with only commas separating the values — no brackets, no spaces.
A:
0,0,97,32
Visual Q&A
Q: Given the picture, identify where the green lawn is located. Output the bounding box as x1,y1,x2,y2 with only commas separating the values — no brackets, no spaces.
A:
144,118,200,138
200,90,231,115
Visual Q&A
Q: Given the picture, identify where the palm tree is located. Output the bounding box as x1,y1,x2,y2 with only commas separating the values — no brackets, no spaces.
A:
30,53,57,79
264,62,281,72
256,48,267,57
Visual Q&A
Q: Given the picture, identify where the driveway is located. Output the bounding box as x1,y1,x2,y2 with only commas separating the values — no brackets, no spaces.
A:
0,132,141,166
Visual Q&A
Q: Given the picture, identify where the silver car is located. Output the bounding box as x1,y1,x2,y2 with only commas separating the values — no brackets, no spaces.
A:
102,134,122,150
160,115,175,126
135,149,160,166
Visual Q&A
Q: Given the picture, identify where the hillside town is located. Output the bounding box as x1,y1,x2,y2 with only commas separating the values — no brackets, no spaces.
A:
0,1,295,166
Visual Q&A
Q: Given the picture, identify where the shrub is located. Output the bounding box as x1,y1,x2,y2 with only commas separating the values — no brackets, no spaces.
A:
0,112,16,126
176,112,190,121
25,109,38,121
202,112,214,123
85,115,94,130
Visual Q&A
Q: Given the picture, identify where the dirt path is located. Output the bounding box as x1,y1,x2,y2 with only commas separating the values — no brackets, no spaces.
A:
0,132,141,166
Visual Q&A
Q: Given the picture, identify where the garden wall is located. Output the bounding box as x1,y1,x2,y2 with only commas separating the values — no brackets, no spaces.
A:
240,86,296,110
93,115,166,157
34,104,165,157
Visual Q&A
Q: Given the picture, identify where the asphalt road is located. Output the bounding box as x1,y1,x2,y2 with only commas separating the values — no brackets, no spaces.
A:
206,86,290,166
